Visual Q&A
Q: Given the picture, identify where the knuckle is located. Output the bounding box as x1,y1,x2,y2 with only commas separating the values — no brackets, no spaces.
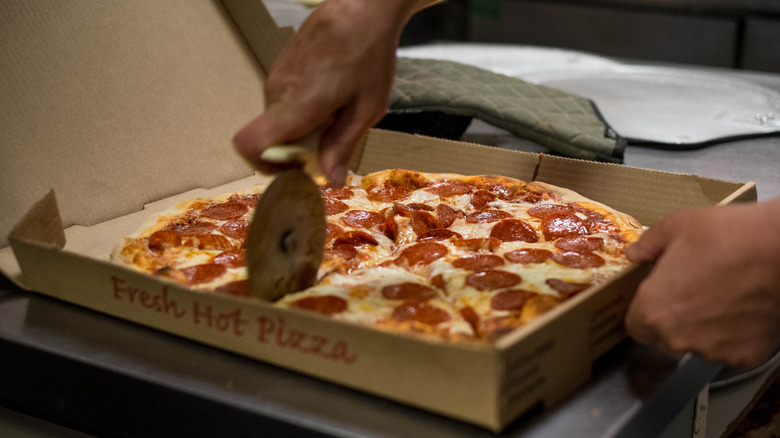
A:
665,335,692,353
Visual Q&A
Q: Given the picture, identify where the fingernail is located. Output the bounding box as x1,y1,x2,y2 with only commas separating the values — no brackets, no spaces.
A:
624,245,644,263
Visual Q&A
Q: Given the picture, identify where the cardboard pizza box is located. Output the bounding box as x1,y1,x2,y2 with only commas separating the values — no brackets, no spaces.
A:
0,0,757,432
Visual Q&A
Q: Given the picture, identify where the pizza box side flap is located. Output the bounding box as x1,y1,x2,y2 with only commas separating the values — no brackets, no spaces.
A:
2,190,65,286
535,155,755,225
715,180,757,205
355,129,541,180
0,0,271,248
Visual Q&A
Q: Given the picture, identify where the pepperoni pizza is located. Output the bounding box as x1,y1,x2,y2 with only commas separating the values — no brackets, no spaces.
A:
112,169,642,341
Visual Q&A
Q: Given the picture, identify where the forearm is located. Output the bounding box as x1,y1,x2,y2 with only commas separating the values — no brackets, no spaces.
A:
763,196,780,237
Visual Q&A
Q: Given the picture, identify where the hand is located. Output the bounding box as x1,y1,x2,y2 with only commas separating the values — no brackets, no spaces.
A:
624,198,780,367
233,0,434,184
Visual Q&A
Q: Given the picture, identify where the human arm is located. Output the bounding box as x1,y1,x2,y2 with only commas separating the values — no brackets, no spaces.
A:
624,197,780,367
233,0,438,184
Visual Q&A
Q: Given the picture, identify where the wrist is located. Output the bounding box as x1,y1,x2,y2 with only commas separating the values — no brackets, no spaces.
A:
326,0,436,36
763,197,780,236
755,198,780,276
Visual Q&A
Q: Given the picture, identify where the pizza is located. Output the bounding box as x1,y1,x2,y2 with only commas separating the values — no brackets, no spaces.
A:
112,169,642,341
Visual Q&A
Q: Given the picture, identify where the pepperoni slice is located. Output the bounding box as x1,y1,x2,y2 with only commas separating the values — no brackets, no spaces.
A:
431,274,445,290
425,180,474,197
383,216,398,242
452,254,505,271
326,223,343,243
234,193,262,208
215,279,250,297
546,278,591,298
541,214,589,240
382,282,438,301
291,295,348,315
171,221,218,235
325,198,349,216
212,250,245,268
366,184,411,202
587,218,619,234
459,306,481,335
555,236,603,253
418,228,462,242
219,220,249,240
485,183,513,201
466,210,512,223
201,201,249,221
325,244,358,260
408,202,434,211
490,219,538,243
191,234,233,251
453,237,501,251
320,184,354,200
333,230,379,246
466,270,522,290
392,300,451,325
491,289,536,311
504,248,551,264
471,190,498,210
518,189,545,204
410,210,439,235
435,204,461,228
181,263,227,284
148,229,181,252
393,202,433,217
572,205,621,234
341,210,385,229
528,203,573,219
395,242,448,266
551,251,605,268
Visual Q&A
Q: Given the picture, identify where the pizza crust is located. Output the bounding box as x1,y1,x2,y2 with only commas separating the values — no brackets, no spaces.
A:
527,181,642,229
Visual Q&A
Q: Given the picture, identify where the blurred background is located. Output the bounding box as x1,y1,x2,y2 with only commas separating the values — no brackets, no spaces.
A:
402,0,780,73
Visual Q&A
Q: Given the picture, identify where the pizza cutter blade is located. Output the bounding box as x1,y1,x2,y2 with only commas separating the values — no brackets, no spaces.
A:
246,150,326,302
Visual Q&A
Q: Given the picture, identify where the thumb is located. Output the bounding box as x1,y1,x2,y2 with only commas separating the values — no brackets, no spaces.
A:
624,214,677,263
318,102,382,185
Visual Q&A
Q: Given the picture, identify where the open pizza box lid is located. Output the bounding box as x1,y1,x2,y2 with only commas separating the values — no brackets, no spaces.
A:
0,0,289,258
0,0,758,432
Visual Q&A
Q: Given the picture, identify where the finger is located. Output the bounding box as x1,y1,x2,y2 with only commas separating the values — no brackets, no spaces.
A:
233,104,320,172
624,214,678,263
624,257,679,349
624,287,661,347
319,103,383,185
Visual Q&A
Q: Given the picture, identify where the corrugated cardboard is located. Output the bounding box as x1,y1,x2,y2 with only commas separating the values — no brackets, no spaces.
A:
0,0,758,432
0,0,266,250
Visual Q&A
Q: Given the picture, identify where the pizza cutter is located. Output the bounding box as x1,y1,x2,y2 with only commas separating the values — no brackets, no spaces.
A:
245,130,327,302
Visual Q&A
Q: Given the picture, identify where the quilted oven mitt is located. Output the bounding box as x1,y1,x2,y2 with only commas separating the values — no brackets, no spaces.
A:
388,57,626,163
